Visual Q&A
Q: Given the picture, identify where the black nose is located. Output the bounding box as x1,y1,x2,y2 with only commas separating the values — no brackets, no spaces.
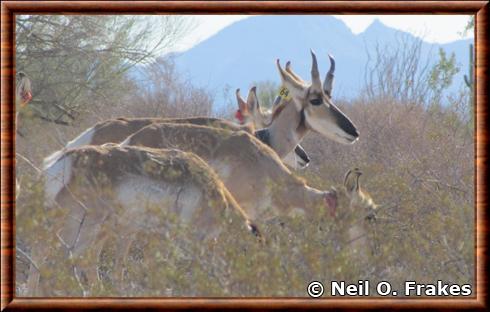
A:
331,105,359,139
294,145,310,166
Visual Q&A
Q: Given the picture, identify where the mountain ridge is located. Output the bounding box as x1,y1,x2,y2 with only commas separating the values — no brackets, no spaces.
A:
159,16,472,106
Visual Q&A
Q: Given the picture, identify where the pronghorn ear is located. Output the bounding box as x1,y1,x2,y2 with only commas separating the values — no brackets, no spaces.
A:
343,169,353,188
247,86,258,112
323,54,335,97
276,59,306,100
236,88,248,114
285,61,305,85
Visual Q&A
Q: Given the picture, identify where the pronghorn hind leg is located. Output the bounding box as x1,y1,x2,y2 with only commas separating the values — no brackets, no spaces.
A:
105,232,135,293
25,259,41,296
73,236,108,296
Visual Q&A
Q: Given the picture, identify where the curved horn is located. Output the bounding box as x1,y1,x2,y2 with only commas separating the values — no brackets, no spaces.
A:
324,54,335,97
310,49,321,88
328,54,336,75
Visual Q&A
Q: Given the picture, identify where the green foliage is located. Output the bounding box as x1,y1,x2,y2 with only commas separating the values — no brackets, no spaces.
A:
16,15,190,124
462,17,474,37
428,48,460,103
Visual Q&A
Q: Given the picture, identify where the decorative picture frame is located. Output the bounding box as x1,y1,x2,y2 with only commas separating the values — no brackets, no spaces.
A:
1,1,487,310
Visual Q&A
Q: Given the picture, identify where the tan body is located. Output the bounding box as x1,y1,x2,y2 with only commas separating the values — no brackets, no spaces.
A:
121,123,336,221
33,145,260,296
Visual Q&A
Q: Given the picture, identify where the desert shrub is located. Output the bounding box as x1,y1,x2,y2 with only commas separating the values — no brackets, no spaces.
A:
15,28,473,296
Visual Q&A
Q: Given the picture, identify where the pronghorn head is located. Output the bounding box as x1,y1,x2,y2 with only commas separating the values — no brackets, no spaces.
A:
235,88,249,125
343,168,378,219
235,87,259,126
16,71,32,107
276,50,359,144
235,87,270,128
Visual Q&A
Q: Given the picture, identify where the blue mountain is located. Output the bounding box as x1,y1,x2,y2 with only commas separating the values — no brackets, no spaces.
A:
171,16,471,106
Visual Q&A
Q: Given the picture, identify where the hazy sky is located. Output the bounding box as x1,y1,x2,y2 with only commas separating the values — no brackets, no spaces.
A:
171,15,473,53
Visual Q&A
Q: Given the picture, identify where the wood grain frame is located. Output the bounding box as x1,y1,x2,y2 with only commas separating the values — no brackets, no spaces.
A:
1,1,488,310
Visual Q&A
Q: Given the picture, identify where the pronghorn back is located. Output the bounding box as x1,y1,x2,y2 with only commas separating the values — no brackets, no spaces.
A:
43,117,253,169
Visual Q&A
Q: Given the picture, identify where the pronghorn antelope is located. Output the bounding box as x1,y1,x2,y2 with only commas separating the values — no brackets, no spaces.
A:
235,52,357,168
43,116,253,171
15,72,33,197
16,71,33,108
342,168,379,255
236,87,310,170
43,52,356,173
235,54,337,128
33,144,262,296
343,168,378,215
275,51,358,145
234,54,338,169
118,123,338,221
15,71,32,134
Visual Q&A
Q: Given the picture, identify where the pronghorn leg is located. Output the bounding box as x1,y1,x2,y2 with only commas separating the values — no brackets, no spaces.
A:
25,249,42,296
57,202,109,296
112,233,134,288
72,236,107,296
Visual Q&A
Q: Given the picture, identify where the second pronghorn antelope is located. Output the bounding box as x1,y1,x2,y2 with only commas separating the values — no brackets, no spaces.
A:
117,123,338,221
342,168,379,255
33,145,262,296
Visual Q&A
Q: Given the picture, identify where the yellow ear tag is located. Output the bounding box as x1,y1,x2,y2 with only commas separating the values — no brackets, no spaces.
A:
278,86,292,101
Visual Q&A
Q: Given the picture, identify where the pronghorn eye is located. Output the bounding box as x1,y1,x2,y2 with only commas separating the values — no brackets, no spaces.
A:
310,98,322,106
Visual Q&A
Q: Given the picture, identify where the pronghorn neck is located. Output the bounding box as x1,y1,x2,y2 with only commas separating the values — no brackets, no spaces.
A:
270,180,332,219
256,106,272,128
266,98,308,158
